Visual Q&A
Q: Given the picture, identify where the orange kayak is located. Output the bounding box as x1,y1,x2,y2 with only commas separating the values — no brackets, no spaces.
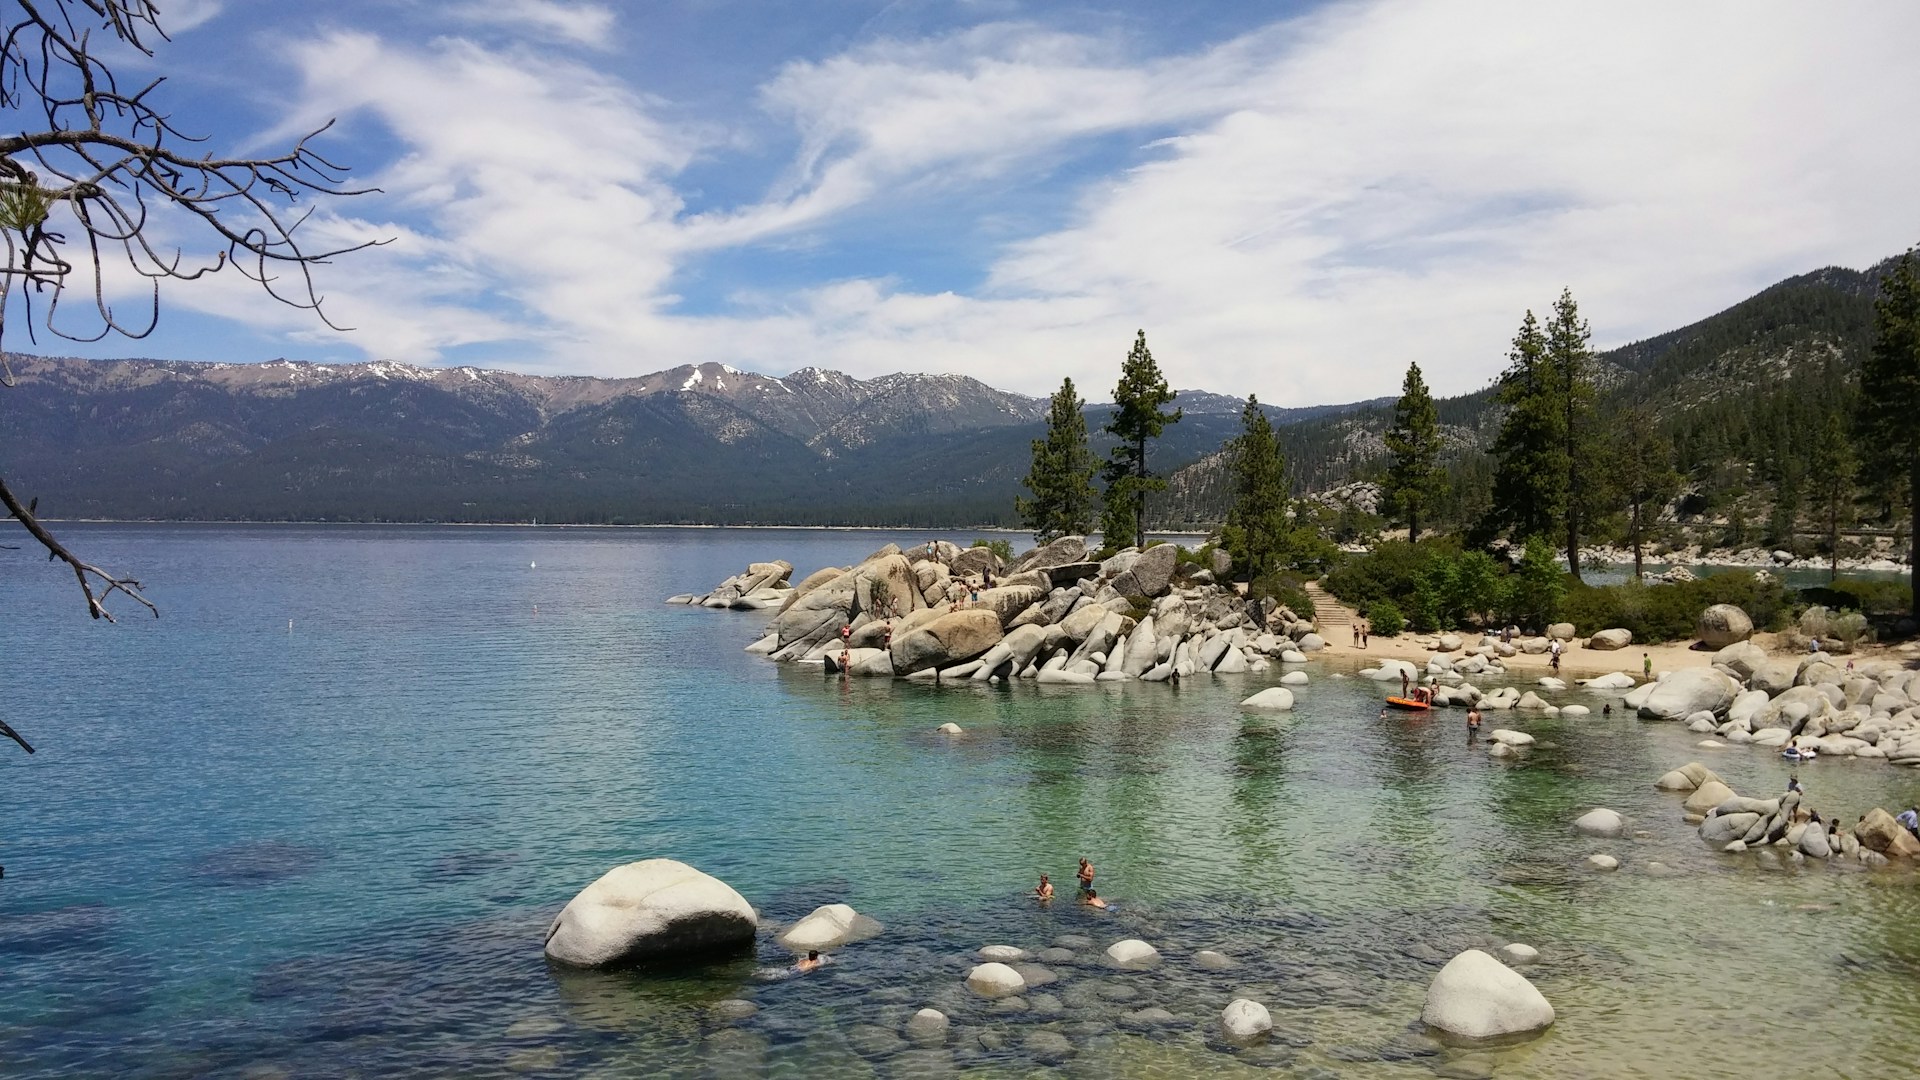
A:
1385,697,1431,710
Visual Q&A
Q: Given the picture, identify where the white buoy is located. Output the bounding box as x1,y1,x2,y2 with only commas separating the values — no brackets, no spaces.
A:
530,561,536,568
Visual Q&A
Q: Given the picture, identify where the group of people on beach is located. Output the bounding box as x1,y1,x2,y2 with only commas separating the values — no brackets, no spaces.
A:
1349,620,1370,649
1033,857,1108,909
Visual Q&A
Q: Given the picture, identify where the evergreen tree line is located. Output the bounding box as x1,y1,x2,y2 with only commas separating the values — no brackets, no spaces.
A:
1376,250,1920,616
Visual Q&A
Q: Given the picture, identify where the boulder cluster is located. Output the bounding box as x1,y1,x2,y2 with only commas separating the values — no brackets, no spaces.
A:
666,561,795,610
1629,641,1920,768
544,858,882,968
1656,761,1920,864
680,536,1325,683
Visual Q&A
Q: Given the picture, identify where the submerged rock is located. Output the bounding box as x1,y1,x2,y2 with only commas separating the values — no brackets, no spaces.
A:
1105,939,1162,968
1573,808,1625,838
965,962,1026,998
544,859,756,968
1241,687,1295,711
776,903,882,952
1222,998,1273,1043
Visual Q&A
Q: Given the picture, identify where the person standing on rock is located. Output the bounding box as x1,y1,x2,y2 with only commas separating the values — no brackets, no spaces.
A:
1077,858,1095,897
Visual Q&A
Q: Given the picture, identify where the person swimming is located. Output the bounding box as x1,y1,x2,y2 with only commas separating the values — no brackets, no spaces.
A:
795,950,825,974
1034,874,1054,902
1080,888,1110,910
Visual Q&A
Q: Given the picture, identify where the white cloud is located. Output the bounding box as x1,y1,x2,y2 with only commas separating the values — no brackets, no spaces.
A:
448,1,616,49
164,1,1920,408
159,0,223,34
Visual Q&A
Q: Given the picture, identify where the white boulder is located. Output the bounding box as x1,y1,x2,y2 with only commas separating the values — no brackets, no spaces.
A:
1240,687,1295,711
1105,939,1162,967
1421,949,1555,1040
1573,808,1625,838
965,962,1027,998
544,859,758,968
1221,998,1273,1043
777,903,883,952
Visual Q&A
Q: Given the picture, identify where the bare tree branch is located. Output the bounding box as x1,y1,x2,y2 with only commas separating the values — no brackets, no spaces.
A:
0,1,382,752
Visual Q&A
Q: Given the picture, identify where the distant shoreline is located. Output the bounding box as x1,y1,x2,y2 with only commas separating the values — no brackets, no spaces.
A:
33,518,1215,536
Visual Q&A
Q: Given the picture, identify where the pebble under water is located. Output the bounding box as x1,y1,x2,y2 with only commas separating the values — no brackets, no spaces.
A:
2,524,1919,1078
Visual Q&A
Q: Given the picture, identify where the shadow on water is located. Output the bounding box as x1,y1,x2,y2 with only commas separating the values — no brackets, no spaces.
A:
187,840,328,888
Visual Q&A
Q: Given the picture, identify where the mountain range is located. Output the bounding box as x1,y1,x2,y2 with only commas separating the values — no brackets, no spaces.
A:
0,253,1897,529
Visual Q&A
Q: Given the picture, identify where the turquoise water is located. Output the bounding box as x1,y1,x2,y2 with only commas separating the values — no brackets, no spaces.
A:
4,524,1920,1078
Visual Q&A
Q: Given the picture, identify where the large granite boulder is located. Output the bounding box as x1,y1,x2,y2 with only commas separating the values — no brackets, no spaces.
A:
545,859,757,967
1421,950,1554,1040
890,609,1005,673
1121,615,1160,676
1127,544,1179,598
1856,808,1920,857
1573,808,1625,837
1751,658,1799,696
772,574,855,646
1697,604,1754,647
1059,603,1111,643
949,546,1000,578
1638,669,1739,722
1588,628,1632,651
1014,535,1088,573
1710,641,1769,681
854,553,923,617
1241,687,1295,711
970,585,1048,627
778,566,847,614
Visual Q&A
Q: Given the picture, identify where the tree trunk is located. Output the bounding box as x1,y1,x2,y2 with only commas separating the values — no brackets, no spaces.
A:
1631,501,1643,581
1910,450,1918,619
1566,511,1583,585
1409,506,1420,546
1133,436,1147,549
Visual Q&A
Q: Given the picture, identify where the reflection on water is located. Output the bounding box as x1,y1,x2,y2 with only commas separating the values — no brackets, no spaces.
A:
0,525,1918,1077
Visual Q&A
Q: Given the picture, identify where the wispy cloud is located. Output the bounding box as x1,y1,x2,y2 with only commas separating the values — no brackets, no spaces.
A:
447,1,615,49
159,0,1920,406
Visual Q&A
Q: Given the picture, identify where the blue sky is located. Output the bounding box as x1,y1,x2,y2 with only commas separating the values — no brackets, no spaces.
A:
15,0,1920,404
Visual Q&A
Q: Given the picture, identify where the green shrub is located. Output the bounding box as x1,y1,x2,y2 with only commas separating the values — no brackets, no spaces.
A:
1321,538,1458,609
972,538,1015,563
1813,578,1913,615
1563,570,1791,644
1251,569,1312,622
1366,600,1405,637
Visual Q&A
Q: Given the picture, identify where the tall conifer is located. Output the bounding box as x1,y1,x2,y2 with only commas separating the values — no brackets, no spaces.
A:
1489,310,1566,543
1857,250,1920,615
1017,378,1098,542
1222,395,1290,581
1610,407,1680,580
1100,330,1181,549
1383,361,1444,543
1807,409,1856,583
1544,289,1598,582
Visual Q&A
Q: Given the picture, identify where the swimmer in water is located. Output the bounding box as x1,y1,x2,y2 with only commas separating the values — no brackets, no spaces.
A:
1080,888,1110,910
795,950,824,973
1034,874,1054,902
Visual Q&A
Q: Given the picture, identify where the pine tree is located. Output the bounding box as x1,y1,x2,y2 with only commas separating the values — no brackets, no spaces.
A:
1489,310,1566,545
1222,395,1290,581
1383,361,1445,543
1544,289,1598,583
1807,409,1857,583
1610,407,1680,580
1857,250,1920,616
1016,377,1098,542
1100,330,1181,549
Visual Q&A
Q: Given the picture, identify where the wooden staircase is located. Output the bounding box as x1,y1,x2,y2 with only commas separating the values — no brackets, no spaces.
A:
1304,581,1354,637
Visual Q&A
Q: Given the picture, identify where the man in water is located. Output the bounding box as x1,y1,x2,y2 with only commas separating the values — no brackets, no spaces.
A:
1466,704,1482,746
1033,874,1054,902
1080,888,1110,910
795,950,825,974
1077,857,1095,897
